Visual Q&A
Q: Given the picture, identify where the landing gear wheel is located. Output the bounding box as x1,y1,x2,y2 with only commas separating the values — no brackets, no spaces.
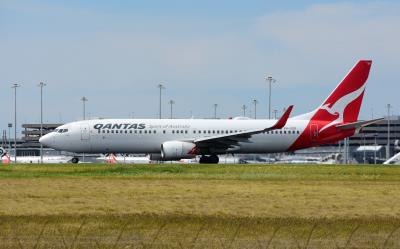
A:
209,155,219,164
71,157,79,164
199,155,219,164
199,156,209,164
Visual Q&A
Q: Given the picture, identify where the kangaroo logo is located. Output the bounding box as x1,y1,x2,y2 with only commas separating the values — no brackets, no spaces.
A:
319,84,366,132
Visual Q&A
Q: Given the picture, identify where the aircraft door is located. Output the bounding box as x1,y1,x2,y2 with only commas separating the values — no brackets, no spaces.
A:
81,124,90,141
310,124,318,142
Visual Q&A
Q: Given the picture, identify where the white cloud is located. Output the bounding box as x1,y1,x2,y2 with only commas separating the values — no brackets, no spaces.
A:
255,2,400,80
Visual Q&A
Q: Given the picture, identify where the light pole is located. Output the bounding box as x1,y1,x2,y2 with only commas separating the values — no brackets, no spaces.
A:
81,97,88,120
12,83,20,164
253,99,258,119
81,97,88,163
169,100,175,119
363,133,366,164
8,123,12,152
157,83,165,119
387,104,392,159
213,104,218,119
374,134,378,165
266,76,276,119
38,82,46,164
344,137,348,164
273,109,278,119
242,105,247,117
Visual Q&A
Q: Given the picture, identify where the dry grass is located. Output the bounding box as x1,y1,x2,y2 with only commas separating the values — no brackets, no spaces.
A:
1,215,400,248
1,163,400,248
1,178,400,218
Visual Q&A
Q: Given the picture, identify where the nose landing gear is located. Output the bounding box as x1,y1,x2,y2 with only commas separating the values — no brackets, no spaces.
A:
199,154,219,164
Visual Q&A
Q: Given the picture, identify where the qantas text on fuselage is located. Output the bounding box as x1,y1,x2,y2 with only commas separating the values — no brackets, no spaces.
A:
40,60,381,164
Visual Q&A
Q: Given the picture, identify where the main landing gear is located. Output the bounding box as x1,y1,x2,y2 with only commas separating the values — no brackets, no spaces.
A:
199,154,219,164
71,157,79,164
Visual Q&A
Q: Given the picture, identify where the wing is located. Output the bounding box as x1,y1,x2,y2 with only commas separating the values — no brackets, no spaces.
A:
191,106,293,153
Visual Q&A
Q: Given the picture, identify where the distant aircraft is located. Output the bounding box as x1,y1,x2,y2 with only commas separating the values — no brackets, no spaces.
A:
96,154,151,164
0,147,72,164
40,60,382,164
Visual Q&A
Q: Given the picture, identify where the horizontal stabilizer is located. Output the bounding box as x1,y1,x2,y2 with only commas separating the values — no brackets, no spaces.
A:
335,118,384,130
0,147,6,157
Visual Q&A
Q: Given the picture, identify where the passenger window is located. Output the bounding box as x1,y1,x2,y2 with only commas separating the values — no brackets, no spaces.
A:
198,130,201,134
139,130,142,134
212,130,215,134
154,130,156,134
102,130,105,133
111,130,114,133
125,130,127,134
172,130,175,134
208,130,211,134
130,130,132,133
217,130,220,134
144,130,147,134
107,130,109,133
284,131,286,134
135,130,137,134
163,130,166,134
181,130,184,133
185,130,188,134
193,130,196,134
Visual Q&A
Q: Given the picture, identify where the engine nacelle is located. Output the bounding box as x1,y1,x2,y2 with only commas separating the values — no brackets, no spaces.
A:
161,141,197,160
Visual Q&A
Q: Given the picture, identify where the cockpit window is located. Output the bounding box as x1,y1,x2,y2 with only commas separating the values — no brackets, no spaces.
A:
56,129,69,133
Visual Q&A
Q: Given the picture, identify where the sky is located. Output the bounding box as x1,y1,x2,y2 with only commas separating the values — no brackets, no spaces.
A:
1,0,399,134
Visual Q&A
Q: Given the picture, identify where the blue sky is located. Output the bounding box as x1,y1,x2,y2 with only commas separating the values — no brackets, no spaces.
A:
1,0,399,133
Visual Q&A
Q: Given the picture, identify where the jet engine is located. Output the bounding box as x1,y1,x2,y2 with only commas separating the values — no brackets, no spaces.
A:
161,141,197,160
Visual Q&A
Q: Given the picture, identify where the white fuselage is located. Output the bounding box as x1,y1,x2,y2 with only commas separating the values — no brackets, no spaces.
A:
39,118,309,154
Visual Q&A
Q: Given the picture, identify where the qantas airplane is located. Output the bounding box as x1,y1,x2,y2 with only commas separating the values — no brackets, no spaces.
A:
39,60,382,164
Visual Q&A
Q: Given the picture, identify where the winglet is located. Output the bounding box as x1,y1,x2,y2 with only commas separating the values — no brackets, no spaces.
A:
269,105,293,130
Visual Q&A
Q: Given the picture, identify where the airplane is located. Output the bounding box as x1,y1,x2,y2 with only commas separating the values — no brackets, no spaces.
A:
39,60,383,164
96,154,151,164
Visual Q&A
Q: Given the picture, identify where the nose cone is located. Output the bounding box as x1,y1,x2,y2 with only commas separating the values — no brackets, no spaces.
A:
39,133,53,147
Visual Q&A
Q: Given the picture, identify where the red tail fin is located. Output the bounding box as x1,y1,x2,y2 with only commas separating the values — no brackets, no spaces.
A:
289,60,372,151
317,60,372,124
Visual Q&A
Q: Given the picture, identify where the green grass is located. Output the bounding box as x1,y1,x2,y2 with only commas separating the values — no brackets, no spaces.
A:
1,163,400,248
1,163,400,181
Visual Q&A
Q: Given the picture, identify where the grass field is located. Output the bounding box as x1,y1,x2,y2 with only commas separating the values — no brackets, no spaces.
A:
1,163,400,248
